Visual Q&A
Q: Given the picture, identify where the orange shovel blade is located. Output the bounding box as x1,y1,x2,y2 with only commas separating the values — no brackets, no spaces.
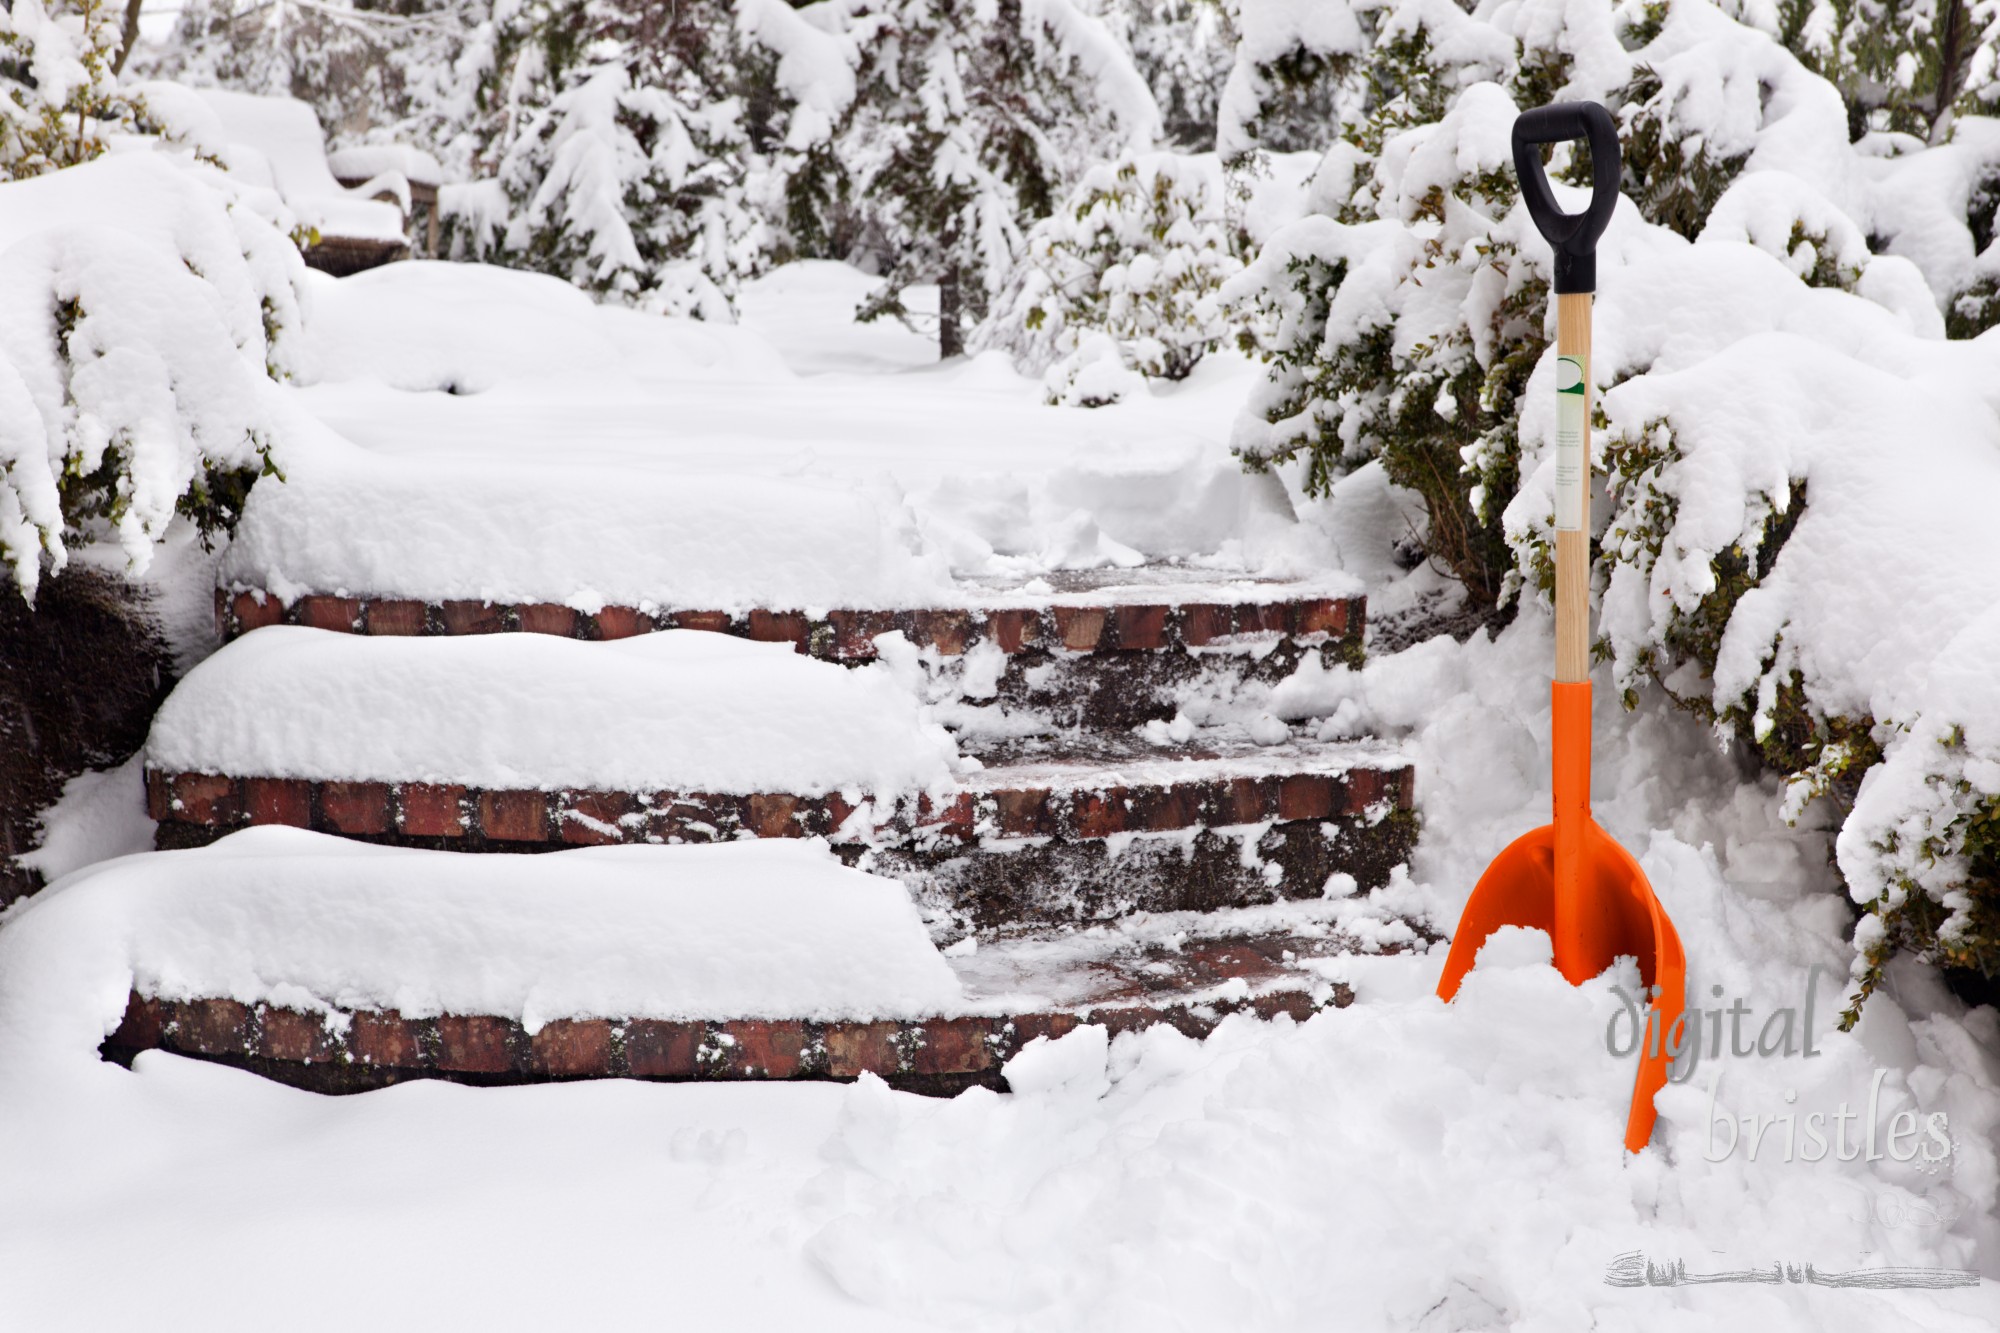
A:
1437,815,1686,1151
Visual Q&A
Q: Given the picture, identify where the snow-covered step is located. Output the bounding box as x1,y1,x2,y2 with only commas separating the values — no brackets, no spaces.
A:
84,833,1372,1094
217,577,1364,662
142,627,1415,925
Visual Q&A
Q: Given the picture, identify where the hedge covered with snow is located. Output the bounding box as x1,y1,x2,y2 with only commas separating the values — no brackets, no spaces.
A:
0,148,307,602
1226,0,2000,1009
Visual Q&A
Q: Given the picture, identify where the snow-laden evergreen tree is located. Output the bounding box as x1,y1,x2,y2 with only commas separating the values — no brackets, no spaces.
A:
141,0,478,158
1214,0,1366,165
821,0,1159,357
0,0,147,178
988,152,1240,404
439,0,779,315
1088,0,1238,149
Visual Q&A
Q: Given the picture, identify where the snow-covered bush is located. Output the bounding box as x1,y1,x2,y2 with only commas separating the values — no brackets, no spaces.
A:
1229,82,1543,607
0,0,147,178
0,150,305,602
989,152,1239,404
822,0,1160,357
1225,0,2000,1004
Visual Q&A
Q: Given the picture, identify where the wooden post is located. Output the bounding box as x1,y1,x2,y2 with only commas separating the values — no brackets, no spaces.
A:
1554,292,1593,683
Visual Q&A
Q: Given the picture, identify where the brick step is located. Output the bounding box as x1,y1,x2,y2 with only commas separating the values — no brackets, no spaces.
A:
101,920,1380,1096
148,747,1417,927
217,583,1364,663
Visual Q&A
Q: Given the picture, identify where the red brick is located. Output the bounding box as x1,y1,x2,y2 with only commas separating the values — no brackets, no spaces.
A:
440,600,506,635
1292,598,1349,638
298,595,362,632
170,998,251,1055
1178,604,1233,647
824,1021,903,1078
1343,767,1391,815
828,609,901,660
991,787,1052,837
1240,603,1290,635
558,790,639,846
1052,606,1107,652
1277,773,1335,822
364,599,427,636
984,608,1043,653
668,610,733,634
1110,604,1169,651
1069,788,1129,838
911,609,971,656
109,993,163,1050
530,1019,614,1077
145,769,173,822
349,1010,425,1068
231,589,286,634
517,603,577,637
320,780,392,835
479,789,549,842
746,609,807,650
1087,1004,1173,1040
624,1020,705,1077
1130,782,1200,832
806,791,860,840
434,1015,518,1074
399,782,467,838
1250,990,1320,1023
1183,942,1283,986
744,793,804,839
242,776,311,828
721,1020,808,1078
1003,1012,1079,1057
1398,767,1416,809
1221,776,1278,825
593,606,652,640
916,791,975,842
647,793,743,843
257,1007,336,1063
909,1019,993,1075
169,773,240,825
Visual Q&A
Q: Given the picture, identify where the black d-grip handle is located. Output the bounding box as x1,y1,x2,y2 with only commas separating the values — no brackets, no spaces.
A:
1513,102,1621,294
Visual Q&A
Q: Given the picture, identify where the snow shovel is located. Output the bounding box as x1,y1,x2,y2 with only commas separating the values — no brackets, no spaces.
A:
1434,102,1686,1154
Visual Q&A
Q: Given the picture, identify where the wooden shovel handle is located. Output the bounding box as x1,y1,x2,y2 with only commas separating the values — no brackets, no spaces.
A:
1555,292,1591,683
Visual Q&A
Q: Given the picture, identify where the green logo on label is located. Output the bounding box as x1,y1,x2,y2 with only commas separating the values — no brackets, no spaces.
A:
1557,356,1586,395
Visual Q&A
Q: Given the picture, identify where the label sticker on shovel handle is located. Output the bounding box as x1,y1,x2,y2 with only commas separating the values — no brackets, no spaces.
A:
1556,354,1587,532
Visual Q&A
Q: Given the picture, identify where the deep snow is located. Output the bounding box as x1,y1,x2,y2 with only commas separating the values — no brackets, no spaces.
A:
3,247,1997,1327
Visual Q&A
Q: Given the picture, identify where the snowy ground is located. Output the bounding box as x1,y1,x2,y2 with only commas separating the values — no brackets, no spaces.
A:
2,261,1997,1329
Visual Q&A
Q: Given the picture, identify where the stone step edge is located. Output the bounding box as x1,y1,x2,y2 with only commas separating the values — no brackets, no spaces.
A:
102,985,1350,1089
144,764,1418,845
216,589,1364,660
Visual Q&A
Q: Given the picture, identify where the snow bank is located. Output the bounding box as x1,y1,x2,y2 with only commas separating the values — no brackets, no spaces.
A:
0,830,962,1065
154,87,408,242
146,626,960,797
